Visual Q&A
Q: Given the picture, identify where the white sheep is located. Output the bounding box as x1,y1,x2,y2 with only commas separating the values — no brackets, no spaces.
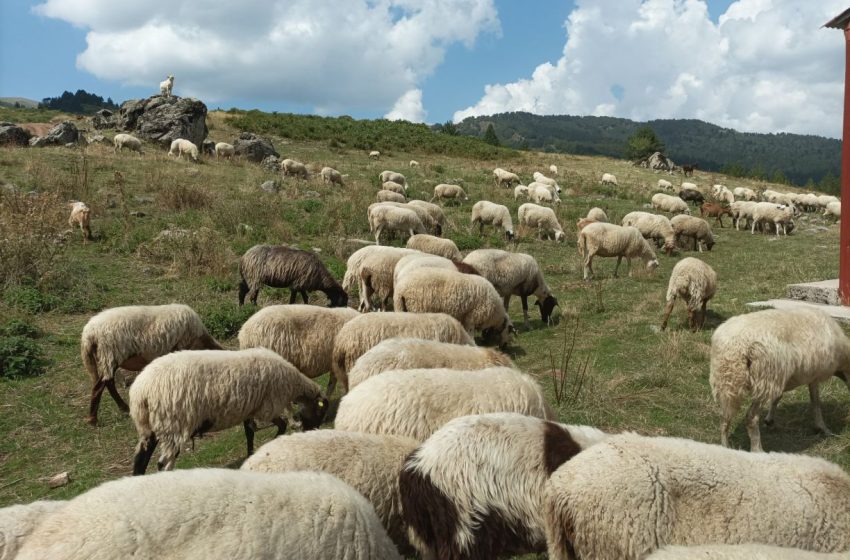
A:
819,195,840,208
586,207,609,222
356,246,418,311
652,193,691,215
400,413,608,559
376,189,406,203
15,470,403,560
493,168,520,188
381,180,406,194
0,500,65,560
159,75,174,98
730,200,758,230
621,211,676,254
112,133,143,155
167,138,198,162
601,172,618,186
430,183,468,202
661,257,717,331
241,430,419,555
549,164,558,175
825,200,841,219
68,201,92,242
368,205,426,244
393,253,462,285
369,150,380,159
529,183,561,205
532,174,561,193
751,202,795,236
658,179,673,191
518,203,566,241
347,337,513,389
238,304,359,397
681,181,699,192
379,170,407,188
647,544,849,559
671,214,715,251
335,367,556,441
463,248,558,327
712,184,735,205
80,304,221,426
578,222,659,280
409,160,420,167
342,245,384,296
214,142,234,159
281,158,309,179
710,307,850,452
407,199,446,235
514,184,529,200
732,186,757,201
406,233,462,260
129,348,329,473
320,166,343,186
471,200,515,240
544,433,850,560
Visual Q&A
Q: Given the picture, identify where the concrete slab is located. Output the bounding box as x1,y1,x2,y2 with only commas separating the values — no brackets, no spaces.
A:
747,298,850,323
786,278,840,306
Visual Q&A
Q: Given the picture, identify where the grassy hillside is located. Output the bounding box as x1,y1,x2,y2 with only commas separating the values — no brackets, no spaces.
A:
0,110,846,558
0,97,39,109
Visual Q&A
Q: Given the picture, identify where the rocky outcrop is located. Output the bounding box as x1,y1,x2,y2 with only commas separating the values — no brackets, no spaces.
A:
117,96,207,148
90,109,116,130
638,151,676,172
0,122,32,146
260,155,281,171
233,132,279,162
28,121,81,147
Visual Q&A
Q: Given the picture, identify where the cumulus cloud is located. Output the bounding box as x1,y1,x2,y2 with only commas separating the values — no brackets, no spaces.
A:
34,0,499,114
385,88,427,122
453,0,846,137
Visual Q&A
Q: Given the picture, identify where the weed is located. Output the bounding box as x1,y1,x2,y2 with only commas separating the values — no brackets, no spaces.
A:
201,301,257,340
0,320,47,379
548,316,593,407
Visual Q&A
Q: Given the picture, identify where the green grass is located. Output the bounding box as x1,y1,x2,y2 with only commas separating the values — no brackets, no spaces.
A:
0,106,63,124
1,112,848,554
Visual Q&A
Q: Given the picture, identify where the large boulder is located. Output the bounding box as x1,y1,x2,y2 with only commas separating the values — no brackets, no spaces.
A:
117,96,207,148
233,132,279,162
28,121,81,147
640,151,675,172
0,122,32,146
90,109,116,130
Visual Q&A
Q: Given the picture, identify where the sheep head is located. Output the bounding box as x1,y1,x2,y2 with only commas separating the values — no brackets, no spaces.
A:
295,395,329,430
536,295,559,325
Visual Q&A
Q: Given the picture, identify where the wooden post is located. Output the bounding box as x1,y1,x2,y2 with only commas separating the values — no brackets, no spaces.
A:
841,25,850,304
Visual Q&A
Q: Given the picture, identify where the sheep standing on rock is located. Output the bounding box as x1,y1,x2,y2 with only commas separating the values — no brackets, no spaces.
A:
578,222,659,280
652,193,691,215
68,201,92,242
493,168,520,188
710,307,850,452
238,244,347,307
671,215,715,252
281,158,309,179
430,183,468,203
80,304,221,426
518,203,565,241
379,170,407,188
661,257,717,331
214,142,234,159
621,211,676,254
130,348,329,474
406,234,461,260
369,205,427,245
159,75,174,98
112,133,143,155
601,173,618,186
471,200,515,240
167,138,198,162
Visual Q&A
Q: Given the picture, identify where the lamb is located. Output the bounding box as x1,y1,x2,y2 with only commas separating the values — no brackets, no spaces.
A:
400,413,608,560
379,170,407,188
112,133,143,155
549,164,558,175
356,246,418,311
661,257,717,331
751,202,795,236
514,184,529,200
430,183,468,202
320,166,343,186
586,207,608,222
410,160,420,167
406,234,462,260
67,201,92,242
331,312,474,391
678,188,705,206
671,214,715,252
601,172,618,186
335,367,556,441
167,138,198,162
529,183,561,205
647,544,850,559
825,200,841,219
377,189,406,203
621,211,676,254
733,186,757,201
652,193,691,215
347,337,512,389
658,179,674,191
130,348,329,473
238,244,348,307
369,204,427,244
710,307,850,452
700,202,733,227
0,500,65,560
369,150,381,159
281,158,309,179
238,305,359,396
80,304,221,426
241,430,418,554
578,222,659,280
471,200,515,240
518,203,566,241
159,74,174,98
463,248,558,327
214,142,234,158
544,433,850,560
493,168,520,188
407,199,446,235
15,470,403,560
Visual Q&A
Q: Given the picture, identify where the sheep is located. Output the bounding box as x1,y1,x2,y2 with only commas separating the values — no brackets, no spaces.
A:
377,189,406,203
493,168,520,188
112,133,143,155
652,193,691,215
647,544,850,559
733,186,757,201
576,217,598,231
167,138,198,162
578,222,659,280
393,254,479,289
400,413,608,560
712,184,735,205
700,202,733,227
356,247,418,312
586,207,608,222
409,160,420,167
369,205,427,244
382,180,406,194
80,304,221,426
751,202,795,236
0,500,65,560
238,304,359,397
394,267,514,345
514,184,529,200
802,193,823,212
549,164,558,175
342,245,395,302
518,203,566,241
621,211,676,254
238,244,347,307
379,170,407,188
825,200,841,219
15,470,403,560
430,183,468,203
335,367,556,441
661,257,717,331
159,74,174,97
320,166,343,186
369,150,381,159
671,214,715,252
241,430,418,554
407,199,446,235
532,174,561,193
681,181,699,191
819,195,840,208
658,179,674,191
331,312,474,391
470,200,515,241
67,201,92,242
730,200,758,230
710,307,850,452
405,233,461,260
214,142,234,158
543,433,850,560
529,183,561,205
463,248,558,327
281,158,309,179
678,188,705,206
601,172,618,186
130,348,329,474
347,337,512,389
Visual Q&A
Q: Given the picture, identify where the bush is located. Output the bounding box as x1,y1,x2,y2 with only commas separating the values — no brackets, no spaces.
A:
3,284,57,313
201,301,257,340
1,319,41,338
0,320,47,379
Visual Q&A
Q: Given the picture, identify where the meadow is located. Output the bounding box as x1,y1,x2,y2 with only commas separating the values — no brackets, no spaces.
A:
0,108,847,541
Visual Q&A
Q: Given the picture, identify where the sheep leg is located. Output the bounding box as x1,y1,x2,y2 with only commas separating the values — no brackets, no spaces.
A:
326,374,337,398
248,286,261,306
86,379,107,425
809,383,834,436
521,295,530,328
660,299,676,330
105,378,129,413
243,419,257,456
478,222,484,236
613,256,622,278
289,290,298,304
699,300,708,329
375,226,383,245
132,434,158,476
745,401,764,452
272,416,288,437
300,290,309,304
764,395,782,426
719,396,739,448
751,221,756,235
583,255,594,282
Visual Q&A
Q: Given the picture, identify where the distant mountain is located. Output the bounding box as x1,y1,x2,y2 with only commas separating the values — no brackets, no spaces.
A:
454,112,841,187
0,97,39,109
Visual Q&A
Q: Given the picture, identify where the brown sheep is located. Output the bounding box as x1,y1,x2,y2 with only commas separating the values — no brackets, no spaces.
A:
700,202,732,228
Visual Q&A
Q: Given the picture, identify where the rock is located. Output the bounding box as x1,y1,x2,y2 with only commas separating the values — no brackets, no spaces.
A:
638,151,676,172
134,195,155,204
29,136,48,147
47,472,70,489
302,190,321,198
202,139,216,156
260,180,280,193
90,109,116,130
261,155,281,171
44,121,81,145
117,96,208,148
86,133,106,144
130,211,146,218
0,122,32,146
234,132,279,162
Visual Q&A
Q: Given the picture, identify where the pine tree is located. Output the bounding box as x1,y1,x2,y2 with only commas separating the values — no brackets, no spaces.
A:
625,125,665,161
483,123,500,146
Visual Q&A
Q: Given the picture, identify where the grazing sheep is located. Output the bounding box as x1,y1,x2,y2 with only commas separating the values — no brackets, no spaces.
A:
710,307,850,452
430,183,468,203
409,160,420,167
406,234,461,260
700,202,733,227
356,247,418,312
471,200,515,240
463,248,558,327
335,367,556,441
658,179,674,191
347,338,512,389
369,205,427,244
238,305,359,396
576,217,598,231
671,215,715,252
678,188,705,206
544,433,850,560
377,189,406,203
652,193,691,215
159,75,174,97
733,186,757,201
730,200,758,230
549,164,558,175
647,544,849,559
621,211,676,254
529,183,561,205
819,195,840,208
320,166,343,186
167,138,198,162
67,201,92,242
601,172,618,186
407,200,446,235
825,200,841,219
238,244,347,307
15,470,402,560
661,257,717,331
0,500,65,560
578,222,659,280
518,203,566,241
130,348,329,474
369,150,380,159
393,254,479,289
112,133,143,155
400,413,608,560
379,170,407,188
331,312,474,391
586,207,608,222
493,168,520,188
342,245,408,304
532,174,561,193
514,184,529,200
214,142,234,158
751,202,795,236
80,304,221,426
712,184,735,205
382,180,406,194
281,158,309,179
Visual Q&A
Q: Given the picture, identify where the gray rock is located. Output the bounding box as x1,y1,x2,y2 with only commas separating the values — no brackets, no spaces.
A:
234,132,279,162
90,109,116,130
260,180,280,193
117,96,208,148
0,122,31,146
302,190,321,198
44,121,81,145
86,134,106,144
29,136,48,147
130,211,146,218
261,155,281,171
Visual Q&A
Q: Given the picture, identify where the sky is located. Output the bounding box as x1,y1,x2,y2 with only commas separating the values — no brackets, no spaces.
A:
0,0,845,138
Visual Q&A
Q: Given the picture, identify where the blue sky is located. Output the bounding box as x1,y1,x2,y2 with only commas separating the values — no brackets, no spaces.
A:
0,1,844,137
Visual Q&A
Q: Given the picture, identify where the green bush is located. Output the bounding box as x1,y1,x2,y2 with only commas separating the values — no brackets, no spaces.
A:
201,302,257,340
1,319,41,338
0,320,47,379
3,284,57,313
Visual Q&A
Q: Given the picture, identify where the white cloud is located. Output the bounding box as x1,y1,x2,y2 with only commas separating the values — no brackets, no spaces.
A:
34,0,499,114
385,88,427,122
454,0,847,138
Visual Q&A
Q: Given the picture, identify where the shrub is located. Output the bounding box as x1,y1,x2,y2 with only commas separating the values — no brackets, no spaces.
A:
157,184,212,211
0,189,66,287
3,284,57,313
0,320,47,379
201,301,257,340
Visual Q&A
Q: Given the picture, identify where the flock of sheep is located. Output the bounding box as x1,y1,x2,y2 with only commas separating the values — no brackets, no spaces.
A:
7,116,850,559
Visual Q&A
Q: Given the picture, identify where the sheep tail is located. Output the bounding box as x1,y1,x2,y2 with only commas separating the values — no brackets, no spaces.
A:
130,397,151,438
81,336,100,384
577,231,587,258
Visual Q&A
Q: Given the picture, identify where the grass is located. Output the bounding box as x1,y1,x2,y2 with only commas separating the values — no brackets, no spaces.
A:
1,111,847,549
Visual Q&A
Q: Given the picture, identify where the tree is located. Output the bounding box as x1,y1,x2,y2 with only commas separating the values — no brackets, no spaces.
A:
482,123,500,146
625,125,665,161
439,121,459,136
